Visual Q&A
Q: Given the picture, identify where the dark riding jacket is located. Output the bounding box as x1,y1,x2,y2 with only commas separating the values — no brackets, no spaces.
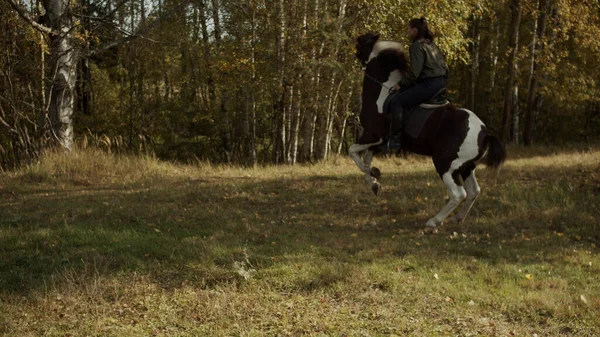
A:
398,39,449,88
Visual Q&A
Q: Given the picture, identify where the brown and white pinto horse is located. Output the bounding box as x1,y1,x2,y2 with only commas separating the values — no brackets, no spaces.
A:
349,33,506,228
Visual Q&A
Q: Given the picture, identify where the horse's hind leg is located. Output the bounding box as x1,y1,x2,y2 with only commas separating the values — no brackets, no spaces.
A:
450,170,480,223
426,170,467,228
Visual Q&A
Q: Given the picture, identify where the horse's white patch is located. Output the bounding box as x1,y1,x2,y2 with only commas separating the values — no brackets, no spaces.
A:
367,41,404,63
376,70,402,114
349,140,382,183
451,171,481,222
450,109,485,171
366,41,405,114
426,109,484,227
426,172,467,227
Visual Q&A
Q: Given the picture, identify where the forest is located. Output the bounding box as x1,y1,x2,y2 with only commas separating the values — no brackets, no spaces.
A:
2,0,600,169
2,1,600,335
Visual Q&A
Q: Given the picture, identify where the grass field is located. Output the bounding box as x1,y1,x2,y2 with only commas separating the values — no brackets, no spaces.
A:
1,146,599,336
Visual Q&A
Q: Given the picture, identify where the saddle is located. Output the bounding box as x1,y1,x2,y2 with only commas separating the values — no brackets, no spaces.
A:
419,87,450,108
383,87,450,139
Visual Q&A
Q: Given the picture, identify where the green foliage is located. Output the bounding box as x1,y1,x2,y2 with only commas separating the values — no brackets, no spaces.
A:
2,0,600,168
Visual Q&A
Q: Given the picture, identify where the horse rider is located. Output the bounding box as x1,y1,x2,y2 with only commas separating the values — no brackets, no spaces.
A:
384,17,449,152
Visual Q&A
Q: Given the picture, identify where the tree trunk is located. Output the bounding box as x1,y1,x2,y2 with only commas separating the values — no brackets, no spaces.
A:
511,84,519,144
211,0,231,163
301,0,320,162
468,17,481,112
315,0,345,161
487,21,500,126
289,86,302,165
336,117,347,155
289,0,308,165
285,85,299,164
249,2,257,166
273,0,287,164
524,0,550,145
337,88,352,155
285,85,294,163
199,0,212,105
45,0,77,151
326,80,343,158
128,64,135,148
317,76,336,160
501,0,521,143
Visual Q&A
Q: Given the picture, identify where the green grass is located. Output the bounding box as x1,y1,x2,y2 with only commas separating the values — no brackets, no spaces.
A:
1,146,599,336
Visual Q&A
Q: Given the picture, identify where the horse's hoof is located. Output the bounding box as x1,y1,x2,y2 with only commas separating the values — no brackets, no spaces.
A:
371,182,380,196
425,219,438,228
449,216,462,224
370,167,381,180
422,226,439,234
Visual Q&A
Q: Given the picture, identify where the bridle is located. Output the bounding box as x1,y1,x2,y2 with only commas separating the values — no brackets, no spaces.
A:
362,68,393,92
362,66,399,96
359,51,395,93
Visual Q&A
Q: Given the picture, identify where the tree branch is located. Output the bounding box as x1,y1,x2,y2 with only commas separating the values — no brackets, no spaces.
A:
102,0,132,21
6,0,55,35
86,0,188,57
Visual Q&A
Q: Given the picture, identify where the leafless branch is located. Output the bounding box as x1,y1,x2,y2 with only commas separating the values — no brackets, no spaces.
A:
101,0,132,21
6,0,55,35
87,0,189,57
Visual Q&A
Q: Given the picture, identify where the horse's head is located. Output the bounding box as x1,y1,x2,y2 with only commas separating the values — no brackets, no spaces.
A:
355,34,408,141
355,33,380,66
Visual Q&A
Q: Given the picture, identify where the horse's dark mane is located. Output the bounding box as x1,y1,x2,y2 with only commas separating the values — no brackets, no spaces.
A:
356,33,409,73
376,47,409,73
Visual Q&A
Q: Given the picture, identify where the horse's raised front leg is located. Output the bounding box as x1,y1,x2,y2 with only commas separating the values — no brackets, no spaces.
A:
349,140,383,195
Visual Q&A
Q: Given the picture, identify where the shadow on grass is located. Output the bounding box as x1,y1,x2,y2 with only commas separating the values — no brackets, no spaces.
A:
0,162,598,296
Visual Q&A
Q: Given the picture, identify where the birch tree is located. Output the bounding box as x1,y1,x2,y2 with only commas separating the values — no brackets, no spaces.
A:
7,0,170,151
501,0,522,142
524,0,551,145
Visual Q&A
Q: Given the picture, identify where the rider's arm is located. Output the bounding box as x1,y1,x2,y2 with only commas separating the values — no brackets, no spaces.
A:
398,41,425,88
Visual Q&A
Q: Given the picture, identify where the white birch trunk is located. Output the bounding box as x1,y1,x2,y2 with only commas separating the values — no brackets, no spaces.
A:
337,88,352,155
211,0,231,162
469,17,480,112
501,0,521,142
301,0,319,162
275,0,287,164
511,83,519,144
487,21,500,125
249,2,257,166
524,0,551,145
46,0,77,151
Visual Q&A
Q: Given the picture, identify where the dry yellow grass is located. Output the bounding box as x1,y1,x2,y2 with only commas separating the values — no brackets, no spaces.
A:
1,145,599,336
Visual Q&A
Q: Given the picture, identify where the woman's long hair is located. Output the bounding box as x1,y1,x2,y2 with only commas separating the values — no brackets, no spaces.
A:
409,17,435,41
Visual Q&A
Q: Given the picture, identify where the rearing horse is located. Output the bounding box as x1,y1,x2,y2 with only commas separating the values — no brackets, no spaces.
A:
349,33,506,228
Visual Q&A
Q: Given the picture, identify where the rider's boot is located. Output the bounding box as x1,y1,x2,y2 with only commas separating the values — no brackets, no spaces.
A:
379,107,403,154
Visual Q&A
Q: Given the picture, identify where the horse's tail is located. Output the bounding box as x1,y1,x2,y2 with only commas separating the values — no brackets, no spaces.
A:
482,135,506,168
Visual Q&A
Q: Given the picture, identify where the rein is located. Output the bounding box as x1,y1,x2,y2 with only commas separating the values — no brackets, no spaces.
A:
362,68,393,92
